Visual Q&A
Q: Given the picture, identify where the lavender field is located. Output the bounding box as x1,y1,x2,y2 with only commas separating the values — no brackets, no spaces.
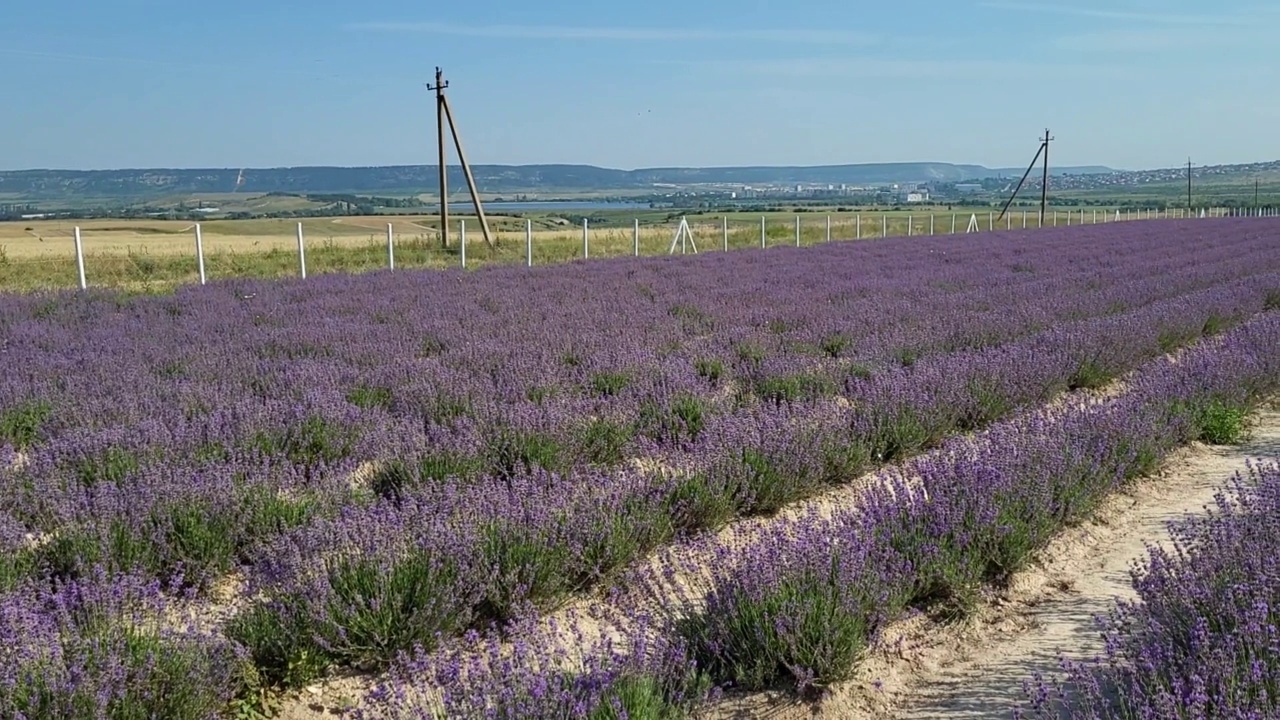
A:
2,219,1279,718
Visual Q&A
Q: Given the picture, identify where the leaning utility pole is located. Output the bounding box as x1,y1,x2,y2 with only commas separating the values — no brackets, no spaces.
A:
426,67,495,249
995,129,1053,225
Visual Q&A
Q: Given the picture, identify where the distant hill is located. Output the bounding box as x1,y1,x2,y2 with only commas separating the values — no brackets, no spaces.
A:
0,162,1118,202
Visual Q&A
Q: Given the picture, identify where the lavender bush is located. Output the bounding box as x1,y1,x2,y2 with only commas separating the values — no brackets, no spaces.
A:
0,568,243,719
1021,460,1280,719
359,614,713,720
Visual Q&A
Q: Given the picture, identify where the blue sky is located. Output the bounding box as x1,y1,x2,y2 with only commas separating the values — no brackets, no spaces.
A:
2,0,1277,171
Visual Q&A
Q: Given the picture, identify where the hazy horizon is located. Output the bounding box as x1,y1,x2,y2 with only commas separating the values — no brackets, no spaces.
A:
0,158,1129,173
4,0,1277,172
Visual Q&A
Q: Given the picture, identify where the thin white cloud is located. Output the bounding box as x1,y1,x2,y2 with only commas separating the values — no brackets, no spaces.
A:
669,56,1131,81
1053,26,1271,52
978,1,1254,25
346,21,876,45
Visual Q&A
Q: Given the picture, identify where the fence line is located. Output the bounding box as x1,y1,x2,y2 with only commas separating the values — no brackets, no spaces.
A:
53,206,1277,290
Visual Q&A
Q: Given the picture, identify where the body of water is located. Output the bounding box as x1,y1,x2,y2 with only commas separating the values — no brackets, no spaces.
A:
446,201,653,213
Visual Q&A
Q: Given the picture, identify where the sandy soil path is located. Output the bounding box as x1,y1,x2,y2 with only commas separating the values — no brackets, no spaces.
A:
790,405,1280,720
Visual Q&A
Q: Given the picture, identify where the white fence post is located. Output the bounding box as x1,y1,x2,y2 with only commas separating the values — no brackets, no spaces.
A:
194,223,206,285
951,213,957,234
1023,209,1027,228
760,216,766,248
907,214,912,237
73,226,86,290
526,219,533,267
296,222,306,279
1006,213,1011,230
882,214,887,238
856,214,861,239
988,211,993,231
930,213,935,235
723,216,729,251
386,223,395,270
460,220,466,268
582,218,589,259
825,214,831,243
795,215,801,247
633,219,639,256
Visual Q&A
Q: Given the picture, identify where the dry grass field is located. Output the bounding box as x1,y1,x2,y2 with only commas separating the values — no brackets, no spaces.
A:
0,207,1119,292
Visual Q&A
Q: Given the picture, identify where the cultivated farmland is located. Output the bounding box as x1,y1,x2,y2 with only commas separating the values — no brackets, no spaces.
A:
2,219,1279,718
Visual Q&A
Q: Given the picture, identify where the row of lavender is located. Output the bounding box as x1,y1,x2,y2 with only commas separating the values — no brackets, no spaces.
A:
1022,459,1280,719
361,309,1280,718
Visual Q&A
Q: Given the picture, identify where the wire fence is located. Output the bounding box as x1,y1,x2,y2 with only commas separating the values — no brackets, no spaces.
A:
17,205,1280,293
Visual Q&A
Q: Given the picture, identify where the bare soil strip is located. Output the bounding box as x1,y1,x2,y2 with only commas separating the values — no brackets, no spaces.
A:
708,405,1280,720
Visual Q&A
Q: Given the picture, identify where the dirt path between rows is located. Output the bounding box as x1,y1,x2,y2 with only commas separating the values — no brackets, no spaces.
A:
715,405,1280,720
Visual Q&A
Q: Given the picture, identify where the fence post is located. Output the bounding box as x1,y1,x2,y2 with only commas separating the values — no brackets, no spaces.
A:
194,223,206,285
825,215,831,243
882,214,887,238
951,213,957,234
760,216,766,248
460,220,466,268
633,219,639,256
724,216,729,251
1023,210,1027,228
988,211,993,231
386,223,395,270
907,214,912,237
526,219,533,267
583,218,589,259
73,226,87,290
1006,213,1011,230
1053,210,1058,227
856,214,861,239
930,214,935,235
795,215,800,247
296,222,306,279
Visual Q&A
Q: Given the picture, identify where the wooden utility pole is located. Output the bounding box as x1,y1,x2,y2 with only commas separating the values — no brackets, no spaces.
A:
1040,129,1052,224
428,68,449,248
1187,158,1193,215
427,67,495,249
